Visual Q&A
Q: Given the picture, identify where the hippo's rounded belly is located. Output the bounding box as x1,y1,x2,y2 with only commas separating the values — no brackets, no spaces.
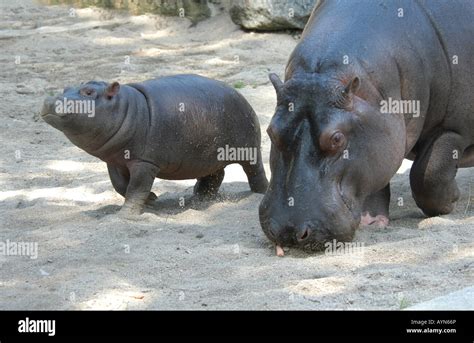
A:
156,161,228,180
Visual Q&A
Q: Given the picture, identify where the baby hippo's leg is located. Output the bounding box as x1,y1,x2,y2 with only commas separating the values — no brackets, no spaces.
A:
241,151,268,194
118,161,159,217
107,163,157,206
194,169,225,198
107,164,129,197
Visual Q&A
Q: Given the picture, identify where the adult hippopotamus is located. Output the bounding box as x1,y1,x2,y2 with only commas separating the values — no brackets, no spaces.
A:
41,74,268,217
259,0,474,251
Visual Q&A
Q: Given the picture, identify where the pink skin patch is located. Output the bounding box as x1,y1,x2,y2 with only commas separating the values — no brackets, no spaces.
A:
275,245,285,257
360,212,389,228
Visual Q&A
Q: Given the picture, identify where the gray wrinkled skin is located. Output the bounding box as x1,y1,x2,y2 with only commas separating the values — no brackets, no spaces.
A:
41,74,268,217
259,0,474,250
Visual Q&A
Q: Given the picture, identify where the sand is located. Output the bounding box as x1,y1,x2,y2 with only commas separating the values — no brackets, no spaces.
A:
0,1,472,310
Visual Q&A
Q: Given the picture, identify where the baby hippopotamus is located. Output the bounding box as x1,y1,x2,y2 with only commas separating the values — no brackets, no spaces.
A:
41,74,268,217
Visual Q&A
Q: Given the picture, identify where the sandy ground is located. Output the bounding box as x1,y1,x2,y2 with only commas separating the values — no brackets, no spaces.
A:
0,1,472,310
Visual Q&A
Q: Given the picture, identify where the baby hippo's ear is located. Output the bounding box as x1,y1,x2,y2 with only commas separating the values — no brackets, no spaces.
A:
105,81,120,99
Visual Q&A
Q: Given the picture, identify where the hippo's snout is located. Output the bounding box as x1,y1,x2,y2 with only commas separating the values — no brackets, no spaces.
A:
259,183,359,251
41,96,64,118
266,220,319,246
41,96,56,117
261,212,356,251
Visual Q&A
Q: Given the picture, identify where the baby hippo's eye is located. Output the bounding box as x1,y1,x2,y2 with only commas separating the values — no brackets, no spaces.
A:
80,88,95,97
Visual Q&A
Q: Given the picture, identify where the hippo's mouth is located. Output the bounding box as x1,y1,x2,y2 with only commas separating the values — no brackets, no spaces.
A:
337,181,353,213
40,108,66,118
336,177,361,224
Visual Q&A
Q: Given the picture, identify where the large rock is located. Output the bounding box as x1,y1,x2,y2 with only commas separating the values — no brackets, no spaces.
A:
229,0,319,30
42,0,219,24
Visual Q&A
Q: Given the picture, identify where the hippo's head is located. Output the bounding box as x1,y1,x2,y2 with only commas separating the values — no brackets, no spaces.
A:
259,72,406,250
41,81,121,152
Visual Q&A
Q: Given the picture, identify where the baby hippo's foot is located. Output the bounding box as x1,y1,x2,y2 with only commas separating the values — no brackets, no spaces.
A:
360,212,389,228
117,202,145,221
193,169,225,199
146,192,157,205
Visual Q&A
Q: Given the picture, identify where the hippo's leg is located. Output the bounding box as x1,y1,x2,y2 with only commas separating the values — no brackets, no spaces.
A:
194,169,225,198
107,163,157,204
360,184,390,228
410,132,464,216
118,161,159,217
241,153,269,194
107,164,129,197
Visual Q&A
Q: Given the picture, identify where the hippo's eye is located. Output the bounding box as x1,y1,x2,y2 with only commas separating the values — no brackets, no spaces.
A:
80,88,95,97
319,130,346,154
331,132,344,146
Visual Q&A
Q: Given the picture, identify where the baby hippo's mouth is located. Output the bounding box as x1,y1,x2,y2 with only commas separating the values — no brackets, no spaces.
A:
41,97,66,118
40,109,66,118
40,108,54,118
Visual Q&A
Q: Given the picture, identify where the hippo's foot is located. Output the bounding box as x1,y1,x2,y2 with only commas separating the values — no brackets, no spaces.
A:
117,198,146,220
360,212,389,228
117,206,144,221
410,131,464,217
360,184,390,228
146,192,157,205
115,160,159,218
413,183,460,217
193,169,225,198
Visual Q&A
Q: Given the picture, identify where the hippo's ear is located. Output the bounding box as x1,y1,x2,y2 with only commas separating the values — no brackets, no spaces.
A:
105,81,120,99
340,77,360,108
343,77,360,97
269,73,283,96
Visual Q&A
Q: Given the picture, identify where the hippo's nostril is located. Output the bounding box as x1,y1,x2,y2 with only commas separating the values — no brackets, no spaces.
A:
296,227,311,243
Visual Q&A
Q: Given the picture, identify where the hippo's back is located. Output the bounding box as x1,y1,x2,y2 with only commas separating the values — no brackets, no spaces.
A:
131,74,258,134
419,1,474,138
135,74,243,117
128,74,261,179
